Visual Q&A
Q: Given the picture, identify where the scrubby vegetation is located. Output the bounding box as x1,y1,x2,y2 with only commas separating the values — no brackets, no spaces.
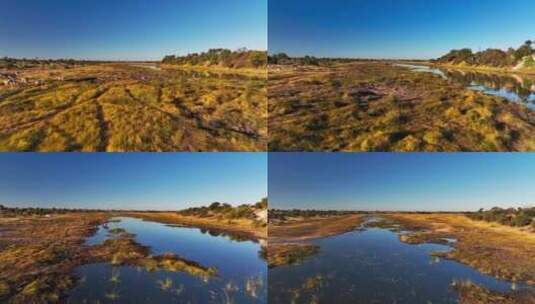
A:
268,53,382,66
467,207,535,228
179,198,267,222
0,204,110,216
437,40,535,69
0,57,102,70
0,63,266,151
269,62,535,151
163,48,267,69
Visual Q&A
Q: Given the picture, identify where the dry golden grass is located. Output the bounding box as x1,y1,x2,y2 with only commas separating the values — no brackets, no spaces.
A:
384,213,535,284
0,64,266,151
269,62,535,151
0,213,108,303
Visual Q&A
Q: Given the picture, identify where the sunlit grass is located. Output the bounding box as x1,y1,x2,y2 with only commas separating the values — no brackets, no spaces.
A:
269,62,535,151
0,64,266,151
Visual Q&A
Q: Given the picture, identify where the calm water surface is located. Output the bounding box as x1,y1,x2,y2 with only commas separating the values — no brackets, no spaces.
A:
68,217,267,304
396,64,535,110
269,217,530,304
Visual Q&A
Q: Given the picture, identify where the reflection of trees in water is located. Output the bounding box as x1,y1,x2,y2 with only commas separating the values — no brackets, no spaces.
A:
444,70,535,100
198,227,259,243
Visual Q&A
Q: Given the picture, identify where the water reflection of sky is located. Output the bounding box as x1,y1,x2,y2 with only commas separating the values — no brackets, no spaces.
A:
70,217,267,304
269,223,531,304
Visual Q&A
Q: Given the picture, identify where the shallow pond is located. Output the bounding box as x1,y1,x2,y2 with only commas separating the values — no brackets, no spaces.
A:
269,218,530,304
396,64,535,110
68,217,267,304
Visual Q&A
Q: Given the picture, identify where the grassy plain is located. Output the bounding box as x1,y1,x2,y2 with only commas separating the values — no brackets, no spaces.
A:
269,62,535,151
0,63,266,151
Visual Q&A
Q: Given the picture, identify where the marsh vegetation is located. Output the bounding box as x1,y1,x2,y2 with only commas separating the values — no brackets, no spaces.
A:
0,202,267,303
0,57,266,152
269,60,534,151
268,213,535,303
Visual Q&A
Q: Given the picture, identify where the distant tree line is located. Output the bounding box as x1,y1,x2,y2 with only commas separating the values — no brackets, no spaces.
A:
436,40,535,67
0,57,107,69
466,207,535,228
162,48,267,69
0,204,109,216
267,53,416,66
177,198,267,220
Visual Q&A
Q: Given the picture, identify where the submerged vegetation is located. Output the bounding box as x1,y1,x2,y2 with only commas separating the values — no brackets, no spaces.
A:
266,244,319,268
269,62,535,151
87,231,218,279
0,56,266,152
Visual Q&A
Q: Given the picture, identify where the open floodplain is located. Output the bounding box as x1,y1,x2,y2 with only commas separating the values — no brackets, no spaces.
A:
0,63,267,151
0,208,267,303
268,62,535,151
268,211,535,304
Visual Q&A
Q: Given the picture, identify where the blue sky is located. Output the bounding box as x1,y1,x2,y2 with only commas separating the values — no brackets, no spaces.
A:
269,0,535,59
0,153,267,210
269,153,535,211
0,0,267,60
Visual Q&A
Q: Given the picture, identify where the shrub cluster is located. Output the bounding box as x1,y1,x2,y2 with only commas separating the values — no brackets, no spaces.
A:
178,198,266,220
162,48,267,69
436,40,535,67
466,207,535,228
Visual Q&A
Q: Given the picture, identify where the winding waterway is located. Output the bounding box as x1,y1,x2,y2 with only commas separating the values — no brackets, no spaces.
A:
269,217,531,304
67,217,267,303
